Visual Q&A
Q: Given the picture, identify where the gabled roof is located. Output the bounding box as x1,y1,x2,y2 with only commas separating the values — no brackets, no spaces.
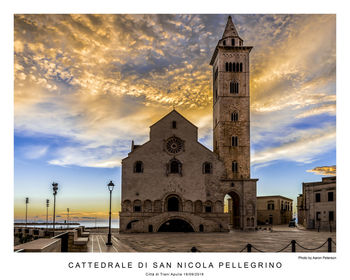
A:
149,109,197,129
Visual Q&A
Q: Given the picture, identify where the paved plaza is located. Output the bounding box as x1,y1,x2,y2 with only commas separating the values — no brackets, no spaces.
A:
88,225,336,253
118,226,336,253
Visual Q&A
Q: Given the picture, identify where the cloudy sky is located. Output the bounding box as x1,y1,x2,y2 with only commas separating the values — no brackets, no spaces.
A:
14,14,336,221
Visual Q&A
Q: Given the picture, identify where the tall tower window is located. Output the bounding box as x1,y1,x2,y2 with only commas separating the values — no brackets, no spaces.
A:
231,112,238,122
236,63,239,72
232,161,238,173
231,38,235,46
240,63,243,72
231,136,238,147
225,62,228,72
229,62,232,72
230,81,239,94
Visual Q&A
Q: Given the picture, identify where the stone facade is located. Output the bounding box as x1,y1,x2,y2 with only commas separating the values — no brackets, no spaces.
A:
257,196,293,225
119,16,257,233
297,177,336,231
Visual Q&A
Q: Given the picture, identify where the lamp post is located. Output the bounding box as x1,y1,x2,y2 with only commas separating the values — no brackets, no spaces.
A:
46,199,49,229
52,182,58,233
25,197,29,228
106,180,115,246
67,208,69,229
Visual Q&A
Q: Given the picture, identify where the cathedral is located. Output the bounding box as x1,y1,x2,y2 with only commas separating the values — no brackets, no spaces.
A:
119,16,258,233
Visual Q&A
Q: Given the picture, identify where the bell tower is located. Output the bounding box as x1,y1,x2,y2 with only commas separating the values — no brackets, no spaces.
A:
210,16,253,180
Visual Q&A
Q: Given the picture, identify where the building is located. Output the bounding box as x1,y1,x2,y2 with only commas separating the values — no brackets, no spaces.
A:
297,177,336,231
119,16,258,233
256,196,293,225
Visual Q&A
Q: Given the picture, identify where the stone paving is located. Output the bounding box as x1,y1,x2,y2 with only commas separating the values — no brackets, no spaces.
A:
115,225,336,253
87,233,136,252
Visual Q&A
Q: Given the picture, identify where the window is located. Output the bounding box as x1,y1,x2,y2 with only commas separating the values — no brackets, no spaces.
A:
134,161,143,173
225,62,228,72
203,162,212,174
168,158,182,175
316,211,321,221
215,89,218,100
315,193,321,203
230,81,239,94
240,62,243,72
329,211,334,221
172,121,177,129
231,136,238,147
205,206,212,213
214,67,218,81
171,160,179,173
328,192,334,202
231,112,238,122
223,40,226,46
134,206,141,212
232,161,238,173
267,202,275,210
231,38,235,46
229,62,232,72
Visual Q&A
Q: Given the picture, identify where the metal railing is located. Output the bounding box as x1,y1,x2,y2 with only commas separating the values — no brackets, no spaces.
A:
239,238,336,252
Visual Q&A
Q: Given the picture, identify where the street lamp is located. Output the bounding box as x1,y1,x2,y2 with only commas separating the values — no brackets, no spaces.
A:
106,180,115,246
25,197,29,228
52,182,58,233
46,199,49,229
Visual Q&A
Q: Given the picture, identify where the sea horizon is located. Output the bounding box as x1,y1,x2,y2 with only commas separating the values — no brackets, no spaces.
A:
14,218,120,229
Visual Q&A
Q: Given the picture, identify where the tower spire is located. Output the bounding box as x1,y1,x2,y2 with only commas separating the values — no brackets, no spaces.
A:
222,15,239,39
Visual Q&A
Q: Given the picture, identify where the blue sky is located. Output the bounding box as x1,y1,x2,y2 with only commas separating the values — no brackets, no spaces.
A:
14,14,336,220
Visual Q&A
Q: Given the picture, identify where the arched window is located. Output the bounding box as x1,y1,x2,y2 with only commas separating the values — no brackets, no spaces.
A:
240,62,243,72
229,62,232,72
230,81,239,94
194,200,203,213
231,111,238,122
167,196,180,211
205,201,213,213
133,200,142,212
202,162,212,174
231,136,238,147
134,161,143,173
225,62,228,72
167,158,182,175
236,63,239,72
267,201,275,210
232,161,238,173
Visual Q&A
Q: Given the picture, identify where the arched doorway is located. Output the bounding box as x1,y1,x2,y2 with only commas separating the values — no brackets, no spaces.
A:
126,220,139,230
165,195,182,212
158,219,194,232
224,191,241,229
